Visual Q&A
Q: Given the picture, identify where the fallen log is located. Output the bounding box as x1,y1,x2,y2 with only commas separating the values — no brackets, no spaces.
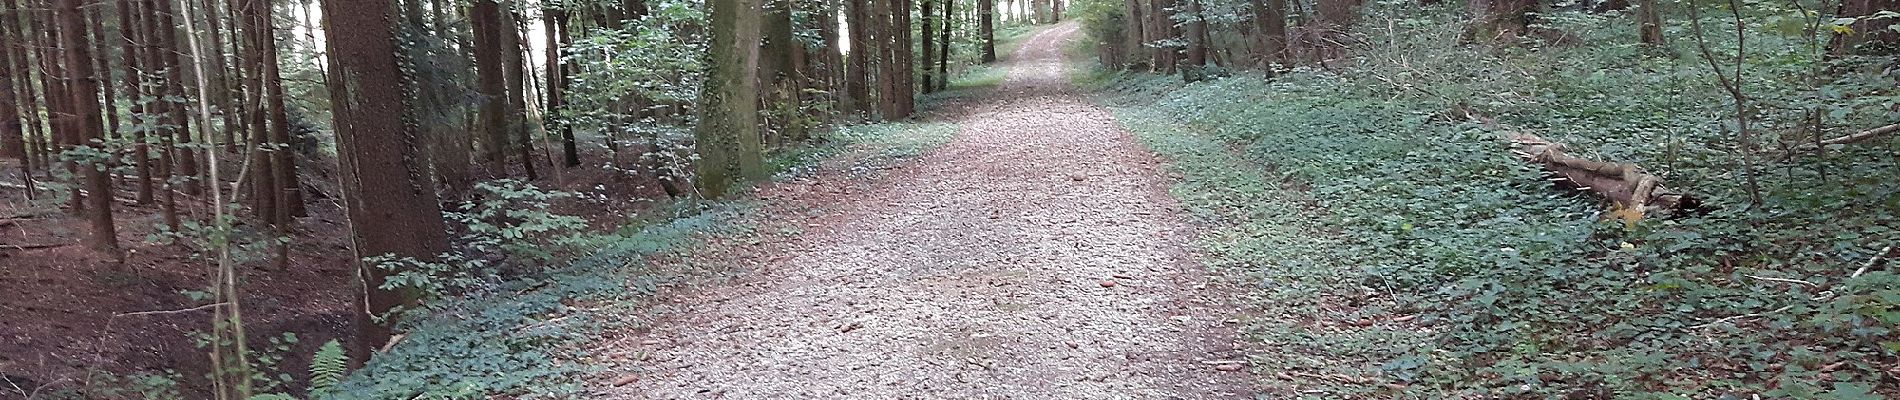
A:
1510,133,1698,221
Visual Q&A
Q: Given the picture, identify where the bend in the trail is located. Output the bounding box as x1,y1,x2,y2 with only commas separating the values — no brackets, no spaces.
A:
601,23,1258,399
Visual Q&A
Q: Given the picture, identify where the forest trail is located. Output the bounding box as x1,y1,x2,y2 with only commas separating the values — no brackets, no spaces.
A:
601,23,1256,399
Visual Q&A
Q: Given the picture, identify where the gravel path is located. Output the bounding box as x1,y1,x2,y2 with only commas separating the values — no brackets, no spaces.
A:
602,23,1257,399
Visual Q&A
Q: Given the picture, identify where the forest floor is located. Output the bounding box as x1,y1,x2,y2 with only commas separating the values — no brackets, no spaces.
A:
596,23,1260,399
0,148,673,396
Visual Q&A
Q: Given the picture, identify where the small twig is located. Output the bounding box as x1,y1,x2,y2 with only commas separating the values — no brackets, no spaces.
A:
1745,274,1817,287
1690,305,1793,330
1851,246,1893,279
0,243,73,251
113,302,230,318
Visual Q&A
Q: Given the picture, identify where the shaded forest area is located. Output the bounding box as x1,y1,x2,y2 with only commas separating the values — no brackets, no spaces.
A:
1075,0,1898,396
0,0,1063,397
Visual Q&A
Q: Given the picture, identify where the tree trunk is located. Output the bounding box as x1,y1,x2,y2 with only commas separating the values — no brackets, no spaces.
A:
318,0,452,364
117,0,155,205
1468,0,1532,40
240,0,280,226
922,0,937,93
763,0,798,145
503,9,536,181
1184,0,1207,78
938,0,952,91
897,0,915,117
155,0,200,196
1511,132,1696,220
472,0,509,171
847,0,872,117
1251,0,1286,66
57,0,122,257
1,2,25,163
696,0,766,199
1121,0,1146,70
980,0,997,62
1635,0,1663,45
546,5,578,167
874,0,898,118
1152,0,1177,73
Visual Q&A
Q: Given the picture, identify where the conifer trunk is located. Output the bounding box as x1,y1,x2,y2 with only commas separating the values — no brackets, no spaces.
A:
979,0,997,62
57,0,122,257
472,0,510,171
318,0,452,364
695,0,765,199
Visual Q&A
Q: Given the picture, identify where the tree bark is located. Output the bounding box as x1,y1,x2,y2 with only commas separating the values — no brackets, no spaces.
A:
1184,0,1207,77
980,0,997,62
846,0,872,117
696,0,765,199
1251,0,1286,66
1151,0,1177,73
155,0,200,196
1468,0,1532,40
546,4,579,167
1,2,25,162
318,0,452,364
118,0,155,205
874,0,898,118
503,9,536,181
938,0,952,91
57,0,122,257
897,0,915,117
1511,132,1696,220
1636,0,1663,45
763,0,798,144
472,0,509,171
922,0,937,93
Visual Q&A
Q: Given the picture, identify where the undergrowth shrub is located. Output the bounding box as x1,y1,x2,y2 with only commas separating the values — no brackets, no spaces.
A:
1098,3,1899,398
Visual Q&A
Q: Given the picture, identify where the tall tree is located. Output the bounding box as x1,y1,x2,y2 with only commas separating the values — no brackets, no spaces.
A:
502,8,536,180
763,0,799,143
980,0,997,62
318,0,453,363
545,1,579,167
1636,0,1663,45
1468,0,1531,39
472,0,510,171
847,0,872,117
1251,0,1285,66
1151,0,1177,73
1184,0,1208,76
695,0,765,199
895,0,915,117
1123,0,1146,69
937,0,951,91
119,0,154,205
57,0,121,257
921,0,937,93
1,4,24,166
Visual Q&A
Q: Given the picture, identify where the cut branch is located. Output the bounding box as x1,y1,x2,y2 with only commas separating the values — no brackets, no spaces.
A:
1794,123,1900,152
1510,133,1699,220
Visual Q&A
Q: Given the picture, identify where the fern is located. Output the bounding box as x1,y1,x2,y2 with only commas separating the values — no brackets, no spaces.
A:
308,340,347,396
